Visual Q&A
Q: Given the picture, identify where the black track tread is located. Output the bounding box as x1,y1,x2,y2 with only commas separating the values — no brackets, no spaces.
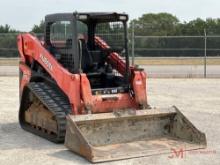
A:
20,82,71,143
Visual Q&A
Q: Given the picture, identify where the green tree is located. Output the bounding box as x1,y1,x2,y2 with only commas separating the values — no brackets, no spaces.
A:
177,18,220,35
31,20,45,33
204,18,220,35
181,18,206,35
0,24,17,33
130,13,179,36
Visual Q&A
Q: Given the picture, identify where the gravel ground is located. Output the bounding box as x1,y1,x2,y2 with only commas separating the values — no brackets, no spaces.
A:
0,77,220,165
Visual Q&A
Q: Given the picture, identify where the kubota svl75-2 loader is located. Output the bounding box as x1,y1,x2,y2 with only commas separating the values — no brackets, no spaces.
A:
18,12,206,162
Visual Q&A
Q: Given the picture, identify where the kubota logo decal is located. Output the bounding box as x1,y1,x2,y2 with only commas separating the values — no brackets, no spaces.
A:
40,54,52,71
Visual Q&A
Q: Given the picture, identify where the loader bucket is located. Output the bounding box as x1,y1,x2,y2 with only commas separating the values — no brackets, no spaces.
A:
65,106,206,163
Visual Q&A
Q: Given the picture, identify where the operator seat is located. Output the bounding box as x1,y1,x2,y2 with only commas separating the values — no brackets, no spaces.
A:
79,39,93,72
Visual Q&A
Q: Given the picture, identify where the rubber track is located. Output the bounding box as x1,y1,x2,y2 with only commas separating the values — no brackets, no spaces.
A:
20,82,71,143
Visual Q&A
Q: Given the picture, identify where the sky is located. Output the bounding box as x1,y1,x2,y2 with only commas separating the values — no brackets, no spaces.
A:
0,0,219,31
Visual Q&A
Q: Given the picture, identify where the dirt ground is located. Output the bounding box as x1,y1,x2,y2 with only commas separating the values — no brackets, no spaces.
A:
0,77,220,165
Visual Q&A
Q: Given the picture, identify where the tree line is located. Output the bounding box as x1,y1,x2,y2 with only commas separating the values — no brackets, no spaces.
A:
1,13,220,57
29,13,220,35
130,13,220,36
129,13,220,56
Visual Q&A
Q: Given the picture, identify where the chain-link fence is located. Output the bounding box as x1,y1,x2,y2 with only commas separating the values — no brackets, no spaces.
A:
128,30,220,78
1,32,220,58
0,32,220,77
0,33,18,57
131,35,220,57
0,33,44,57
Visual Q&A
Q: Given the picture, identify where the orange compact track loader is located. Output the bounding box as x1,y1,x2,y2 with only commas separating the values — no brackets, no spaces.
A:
18,12,206,162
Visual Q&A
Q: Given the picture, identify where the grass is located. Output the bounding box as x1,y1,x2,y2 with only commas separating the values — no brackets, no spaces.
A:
133,57,220,65
0,58,18,66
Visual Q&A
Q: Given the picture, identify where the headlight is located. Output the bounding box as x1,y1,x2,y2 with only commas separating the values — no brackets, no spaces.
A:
78,15,88,20
119,15,127,21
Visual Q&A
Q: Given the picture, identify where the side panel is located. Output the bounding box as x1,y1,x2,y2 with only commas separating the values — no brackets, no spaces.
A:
18,33,81,114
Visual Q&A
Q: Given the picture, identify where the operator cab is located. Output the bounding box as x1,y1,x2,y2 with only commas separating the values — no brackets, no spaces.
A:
44,12,130,94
